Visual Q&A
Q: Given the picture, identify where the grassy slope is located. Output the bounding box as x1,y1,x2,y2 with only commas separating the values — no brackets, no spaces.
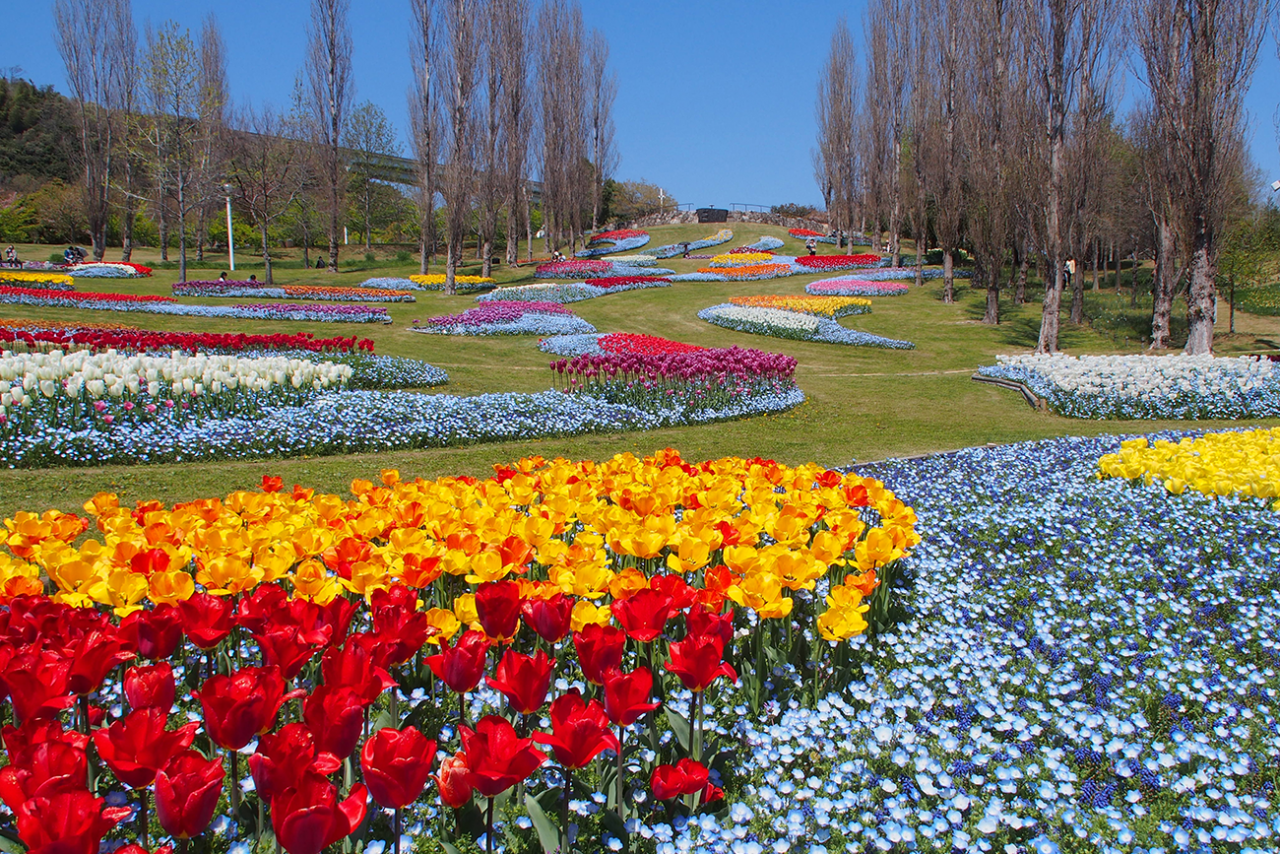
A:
2,223,1278,517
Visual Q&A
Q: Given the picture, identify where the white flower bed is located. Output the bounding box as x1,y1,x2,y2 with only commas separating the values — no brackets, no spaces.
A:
711,304,822,335
978,353,1280,419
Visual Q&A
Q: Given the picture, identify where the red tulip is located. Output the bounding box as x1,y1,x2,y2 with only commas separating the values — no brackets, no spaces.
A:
2,719,88,765
664,633,738,693
602,667,660,727
320,641,395,706
424,631,490,694
154,750,223,839
0,739,87,809
15,790,131,854
360,726,436,809
650,757,721,802
271,770,368,854
314,596,360,647
119,605,184,661
1,650,75,722
650,574,697,610
435,754,473,808
123,662,175,712
249,723,341,805
116,845,174,854
303,685,365,759
254,623,326,681
685,605,735,648
235,585,288,635
178,593,233,650
485,649,553,715
197,665,291,751
457,715,546,798
521,593,574,643
611,588,673,643
532,690,618,769
474,580,522,641
66,628,136,695
92,707,199,789
369,586,431,665
573,623,625,685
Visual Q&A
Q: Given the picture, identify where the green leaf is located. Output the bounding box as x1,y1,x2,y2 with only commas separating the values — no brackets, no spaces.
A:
665,707,691,752
0,831,24,854
440,843,462,854
524,789,562,854
600,809,630,849
369,707,395,733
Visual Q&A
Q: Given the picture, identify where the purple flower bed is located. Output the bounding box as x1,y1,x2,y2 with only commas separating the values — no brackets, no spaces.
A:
426,301,574,326
806,278,911,297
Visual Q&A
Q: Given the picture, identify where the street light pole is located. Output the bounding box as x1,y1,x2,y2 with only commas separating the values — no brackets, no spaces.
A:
223,183,235,272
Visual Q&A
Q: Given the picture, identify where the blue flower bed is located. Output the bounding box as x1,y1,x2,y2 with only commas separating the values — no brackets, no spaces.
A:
476,279,671,305
576,233,652,257
698,304,916,349
412,313,597,336
0,382,803,467
538,333,605,356
740,236,785,252
357,277,419,289
650,229,736,259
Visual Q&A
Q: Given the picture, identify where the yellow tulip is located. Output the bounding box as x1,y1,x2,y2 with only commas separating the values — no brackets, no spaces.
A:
424,608,461,644
570,599,612,632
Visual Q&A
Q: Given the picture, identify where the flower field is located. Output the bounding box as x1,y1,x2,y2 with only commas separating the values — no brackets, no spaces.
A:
700,303,916,349
788,228,838,244
66,261,153,278
406,275,497,293
174,282,416,303
807,278,910,297
707,253,778,268
414,302,598,336
675,264,796,283
1098,427,1280,505
473,278,670,305
540,332,709,358
649,229,735,259
0,271,76,291
977,353,1280,419
792,255,883,272
0,287,392,324
728,295,872,319
576,229,651,257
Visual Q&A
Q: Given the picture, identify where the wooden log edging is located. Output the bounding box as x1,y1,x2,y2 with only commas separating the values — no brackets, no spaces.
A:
970,373,1044,410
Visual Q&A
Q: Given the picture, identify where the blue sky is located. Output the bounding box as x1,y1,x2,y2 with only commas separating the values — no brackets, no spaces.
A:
8,0,1280,208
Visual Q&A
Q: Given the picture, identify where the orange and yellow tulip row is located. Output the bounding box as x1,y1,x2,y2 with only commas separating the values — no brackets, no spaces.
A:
0,450,919,643
728,294,873,318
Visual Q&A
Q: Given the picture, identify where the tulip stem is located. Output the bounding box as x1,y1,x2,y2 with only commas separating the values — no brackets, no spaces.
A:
139,789,148,850
485,797,495,854
616,724,625,821
394,808,401,854
561,770,573,854
230,750,240,817
692,692,703,764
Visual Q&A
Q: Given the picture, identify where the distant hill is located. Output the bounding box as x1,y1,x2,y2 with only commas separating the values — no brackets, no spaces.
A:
0,78,77,188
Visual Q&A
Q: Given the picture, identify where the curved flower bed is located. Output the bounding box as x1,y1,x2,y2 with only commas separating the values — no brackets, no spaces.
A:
0,287,392,324
603,254,656,266
0,318,139,333
976,353,1280,419
0,350,353,433
788,227,838,244
700,303,916,349
1098,427,1280,505
475,278,670,305
415,301,596,336
67,261,152,278
792,254,883,272
707,252,777,268
738,236,785,252
807,277,910,297
534,259,611,278
357,276,419,290
854,267,974,281
0,270,76,291
406,274,496,293
576,228,651,257
0,327,372,355
729,294,872,319
540,331,708,358
173,282,416,302
649,228,734,259
674,263,796,283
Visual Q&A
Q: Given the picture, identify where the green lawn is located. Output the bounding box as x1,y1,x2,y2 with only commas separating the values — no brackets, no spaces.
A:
3,223,1277,518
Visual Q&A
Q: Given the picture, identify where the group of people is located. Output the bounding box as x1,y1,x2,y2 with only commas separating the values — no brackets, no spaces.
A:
62,246,86,265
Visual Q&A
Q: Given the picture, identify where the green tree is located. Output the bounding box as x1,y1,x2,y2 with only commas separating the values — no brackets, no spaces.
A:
342,101,402,251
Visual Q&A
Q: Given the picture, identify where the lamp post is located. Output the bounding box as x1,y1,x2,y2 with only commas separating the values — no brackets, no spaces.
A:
223,183,235,272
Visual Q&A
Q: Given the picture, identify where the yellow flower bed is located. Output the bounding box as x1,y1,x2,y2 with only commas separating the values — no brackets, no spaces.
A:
0,270,75,288
409,274,496,287
1097,428,1280,508
729,294,872,318
708,253,776,267
0,450,919,642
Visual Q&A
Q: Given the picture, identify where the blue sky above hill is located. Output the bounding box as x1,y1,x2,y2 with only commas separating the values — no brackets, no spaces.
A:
8,0,1280,208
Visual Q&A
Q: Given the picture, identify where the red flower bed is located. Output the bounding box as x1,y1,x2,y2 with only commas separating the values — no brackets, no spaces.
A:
588,229,647,244
792,254,883,271
0,327,375,354
583,276,671,288
0,286,174,303
598,332,707,355
788,228,826,238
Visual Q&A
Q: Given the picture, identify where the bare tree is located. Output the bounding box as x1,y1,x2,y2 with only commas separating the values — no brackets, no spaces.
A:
105,0,142,262
476,3,503,278
409,0,438,274
537,0,587,254
493,0,532,266
439,0,481,294
54,0,122,260
305,0,354,273
926,0,965,303
586,30,618,231
227,106,307,284
815,18,860,249
1136,0,1274,354
344,101,402,251
143,21,203,282
1027,0,1120,353
865,0,910,267
194,15,228,263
